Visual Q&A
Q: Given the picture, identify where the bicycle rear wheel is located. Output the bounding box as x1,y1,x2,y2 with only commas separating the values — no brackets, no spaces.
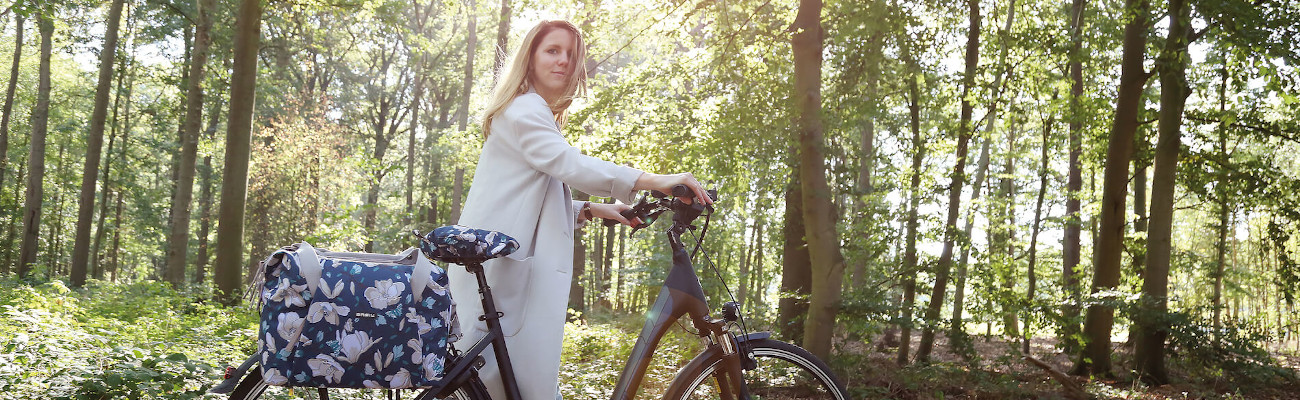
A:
228,367,489,400
663,338,848,400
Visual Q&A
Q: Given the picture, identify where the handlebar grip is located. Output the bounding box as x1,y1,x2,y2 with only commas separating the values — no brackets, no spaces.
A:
600,209,640,227
671,184,692,198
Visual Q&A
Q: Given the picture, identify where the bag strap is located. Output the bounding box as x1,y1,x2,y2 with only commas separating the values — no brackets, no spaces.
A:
295,242,323,296
409,247,433,303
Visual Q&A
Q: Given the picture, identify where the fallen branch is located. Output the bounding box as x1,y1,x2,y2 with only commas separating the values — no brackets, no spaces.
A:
1024,356,1091,400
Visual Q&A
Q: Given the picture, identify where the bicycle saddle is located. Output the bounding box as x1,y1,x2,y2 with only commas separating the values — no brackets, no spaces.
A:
418,225,520,265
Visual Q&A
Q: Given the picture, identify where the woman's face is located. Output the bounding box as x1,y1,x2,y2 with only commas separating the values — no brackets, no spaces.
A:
529,28,576,104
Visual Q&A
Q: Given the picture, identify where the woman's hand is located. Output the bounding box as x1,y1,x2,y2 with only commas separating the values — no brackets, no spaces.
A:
588,202,641,227
633,172,714,206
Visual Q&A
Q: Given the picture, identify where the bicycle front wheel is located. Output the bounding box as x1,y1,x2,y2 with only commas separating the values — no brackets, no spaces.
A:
228,367,490,400
663,338,848,400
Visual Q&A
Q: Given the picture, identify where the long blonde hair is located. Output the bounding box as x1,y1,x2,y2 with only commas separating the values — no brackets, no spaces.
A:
482,20,588,137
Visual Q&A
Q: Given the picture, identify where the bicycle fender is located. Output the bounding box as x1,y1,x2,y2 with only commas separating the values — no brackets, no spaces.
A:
734,332,771,343
208,353,259,394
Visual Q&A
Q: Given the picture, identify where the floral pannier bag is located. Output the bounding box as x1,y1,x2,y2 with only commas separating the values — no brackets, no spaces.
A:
256,243,459,389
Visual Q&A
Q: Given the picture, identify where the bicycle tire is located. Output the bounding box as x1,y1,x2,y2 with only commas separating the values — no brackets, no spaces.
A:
228,367,491,400
662,338,848,400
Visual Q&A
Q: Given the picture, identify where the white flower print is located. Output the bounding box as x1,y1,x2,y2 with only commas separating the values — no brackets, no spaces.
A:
373,350,394,372
307,354,345,384
307,302,350,325
442,308,461,342
386,369,412,388
407,338,424,364
364,279,405,310
363,380,383,389
319,278,345,299
261,332,275,353
405,309,431,334
276,313,305,352
426,277,448,296
269,278,308,308
335,331,377,364
262,367,289,385
422,353,445,380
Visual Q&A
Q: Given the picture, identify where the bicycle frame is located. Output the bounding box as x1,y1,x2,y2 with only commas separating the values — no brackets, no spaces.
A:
608,221,751,400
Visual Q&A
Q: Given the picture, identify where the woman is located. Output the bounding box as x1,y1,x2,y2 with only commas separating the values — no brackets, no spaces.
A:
447,20,712,400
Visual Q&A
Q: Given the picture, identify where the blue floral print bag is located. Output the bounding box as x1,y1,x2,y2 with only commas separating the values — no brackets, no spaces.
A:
257,243,459,389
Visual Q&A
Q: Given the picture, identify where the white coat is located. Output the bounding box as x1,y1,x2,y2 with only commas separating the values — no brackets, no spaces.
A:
448,89,642,400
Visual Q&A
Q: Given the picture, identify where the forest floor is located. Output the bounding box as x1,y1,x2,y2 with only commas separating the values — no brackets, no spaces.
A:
833,331,1300,400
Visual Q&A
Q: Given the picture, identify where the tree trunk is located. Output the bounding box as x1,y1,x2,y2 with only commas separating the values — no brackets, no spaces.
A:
752,218,764,307
1134,0,1189,385
1025,110,1054,354
601,211,615,308
615,224,625,311
493,0,510,77
163,0,214,287
457,0,477,132
450,167,464,223
93,67,123,281
951,137,991,352
0,13,23,194
1061,0,1086,355
1071,0,1150,378
47,142,66,278
778,171,811,344
17,11,53,278
896,27,925,365
958,0,1016,345
214,0,264,305
1213,67,1228,338
793,0,844,361
739,217,755,306
195,100,222,286
915,0,980,363
406,70,423,217
570,191,589,321
3,161,24,274
998,119,1020,339
851,22,883,290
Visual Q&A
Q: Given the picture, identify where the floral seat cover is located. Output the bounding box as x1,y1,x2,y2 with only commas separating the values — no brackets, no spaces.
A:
419,225,520,264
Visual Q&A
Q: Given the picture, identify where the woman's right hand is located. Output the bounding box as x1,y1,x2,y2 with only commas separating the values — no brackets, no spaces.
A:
633,172,713,206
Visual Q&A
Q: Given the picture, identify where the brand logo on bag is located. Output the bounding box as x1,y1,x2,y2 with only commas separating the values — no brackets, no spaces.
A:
354,312,378,318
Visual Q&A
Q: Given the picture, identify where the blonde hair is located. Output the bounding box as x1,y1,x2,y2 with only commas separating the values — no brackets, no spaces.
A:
482,20,588,137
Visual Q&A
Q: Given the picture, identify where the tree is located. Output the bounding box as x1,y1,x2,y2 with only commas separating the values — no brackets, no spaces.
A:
915,0,981,363
1061,0,1086,354
1133,0,1191,384
778,170,810,344
70,0,125,287
793,0,845,361
163,0,216,287
214,0,264,304
17,7,53,278
1072,0,1151,377
0,12,23,198
895,22,925,365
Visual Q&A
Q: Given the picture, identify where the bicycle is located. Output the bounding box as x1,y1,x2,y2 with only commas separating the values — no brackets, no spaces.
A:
211,185,848,400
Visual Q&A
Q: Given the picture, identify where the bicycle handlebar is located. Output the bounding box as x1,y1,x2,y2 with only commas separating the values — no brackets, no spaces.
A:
600,184,718,231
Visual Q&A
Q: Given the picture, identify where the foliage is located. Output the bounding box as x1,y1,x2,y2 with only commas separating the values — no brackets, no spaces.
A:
1165,309,1298,388
0,277,254,399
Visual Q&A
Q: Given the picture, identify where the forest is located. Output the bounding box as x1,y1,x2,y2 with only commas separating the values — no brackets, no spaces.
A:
0,0,1299,398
